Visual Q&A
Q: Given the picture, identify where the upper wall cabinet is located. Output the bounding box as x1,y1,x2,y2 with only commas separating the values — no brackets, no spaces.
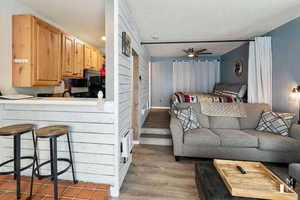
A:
62,34,85,78
74,40,84,78
62,34,75,77
12,15,62,87
84,45,104,71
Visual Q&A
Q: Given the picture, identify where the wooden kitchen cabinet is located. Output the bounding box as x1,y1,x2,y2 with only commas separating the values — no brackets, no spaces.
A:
61,34,84,78
74,40,84,78
91,48,98,70
12,15,62,87
98,51,105,70
84,44,92,69
84,45,104,71
62,34,75,77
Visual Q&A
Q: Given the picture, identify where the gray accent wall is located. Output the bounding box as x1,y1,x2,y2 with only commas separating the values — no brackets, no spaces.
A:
219,16,300,117
220,43,249,84
267,17,300,114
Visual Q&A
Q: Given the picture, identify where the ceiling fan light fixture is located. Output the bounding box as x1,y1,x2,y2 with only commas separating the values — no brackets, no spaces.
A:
187,53,194,57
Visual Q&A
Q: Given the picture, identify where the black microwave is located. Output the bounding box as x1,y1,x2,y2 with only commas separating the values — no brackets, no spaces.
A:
70,79,88,87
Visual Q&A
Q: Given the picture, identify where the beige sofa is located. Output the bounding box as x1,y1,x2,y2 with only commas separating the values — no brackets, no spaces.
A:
170,103,300,163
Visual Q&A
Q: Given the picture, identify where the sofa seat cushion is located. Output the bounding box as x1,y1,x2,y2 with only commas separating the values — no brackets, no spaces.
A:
245,129,300,152
184,128,220,146
212,129,258,148
209,116,240,129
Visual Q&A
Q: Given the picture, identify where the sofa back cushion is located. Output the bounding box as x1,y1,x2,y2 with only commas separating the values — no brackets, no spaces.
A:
190,103,210,128
209,116,240,129
173,103,210,128
239,103,271,129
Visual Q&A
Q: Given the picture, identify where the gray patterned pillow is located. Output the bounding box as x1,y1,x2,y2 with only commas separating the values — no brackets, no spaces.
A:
173,106,201,132
256,111,295,136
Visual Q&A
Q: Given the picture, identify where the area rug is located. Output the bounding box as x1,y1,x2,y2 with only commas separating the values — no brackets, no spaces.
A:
195,161,260,200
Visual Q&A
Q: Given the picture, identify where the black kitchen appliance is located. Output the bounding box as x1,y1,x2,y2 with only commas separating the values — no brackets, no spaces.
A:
88,76,105,98
70,78,88,87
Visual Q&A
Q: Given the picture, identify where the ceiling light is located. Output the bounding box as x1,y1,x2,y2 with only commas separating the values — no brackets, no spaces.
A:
151,34,159,40
101,36,106,41
187,53,194,57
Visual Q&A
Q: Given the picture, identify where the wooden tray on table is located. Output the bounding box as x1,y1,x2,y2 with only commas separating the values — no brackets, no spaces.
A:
213,159,298,200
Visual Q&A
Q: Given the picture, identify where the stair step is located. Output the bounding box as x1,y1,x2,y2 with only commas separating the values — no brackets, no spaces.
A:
141,128,171,135
140,133,172,146
141,134,172,139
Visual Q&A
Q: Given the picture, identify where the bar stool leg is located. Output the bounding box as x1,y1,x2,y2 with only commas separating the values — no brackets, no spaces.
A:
15,135,21,199
31,130,40,177
27,136,38,200
67,132,77,184
50,139,54,181
51,137,58,200
13,136,17,180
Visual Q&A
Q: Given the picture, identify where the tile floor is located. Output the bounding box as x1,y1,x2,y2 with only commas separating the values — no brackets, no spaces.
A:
0,175,109,200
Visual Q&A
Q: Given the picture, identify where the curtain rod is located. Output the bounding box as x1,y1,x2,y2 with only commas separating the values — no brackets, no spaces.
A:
141,39,254,45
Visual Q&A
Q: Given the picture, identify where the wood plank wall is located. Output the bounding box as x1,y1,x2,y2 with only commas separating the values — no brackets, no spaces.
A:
118,0,151,186
0,103,115,186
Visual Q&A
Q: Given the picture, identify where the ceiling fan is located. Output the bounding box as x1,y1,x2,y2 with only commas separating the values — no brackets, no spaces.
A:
183,48,212,57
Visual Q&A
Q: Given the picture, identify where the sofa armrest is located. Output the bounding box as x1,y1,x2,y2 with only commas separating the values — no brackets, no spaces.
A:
290,123,300,139
170,115,184,156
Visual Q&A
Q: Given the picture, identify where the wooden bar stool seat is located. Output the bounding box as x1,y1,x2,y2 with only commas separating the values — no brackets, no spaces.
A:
0,124,34,136
0,124,37,199
36,125,69,138
27,125,77,200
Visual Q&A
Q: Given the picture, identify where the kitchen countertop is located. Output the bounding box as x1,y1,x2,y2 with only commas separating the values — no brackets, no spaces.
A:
0,97,113,106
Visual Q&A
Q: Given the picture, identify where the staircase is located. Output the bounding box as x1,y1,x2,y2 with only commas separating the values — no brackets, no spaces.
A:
140,108,172,146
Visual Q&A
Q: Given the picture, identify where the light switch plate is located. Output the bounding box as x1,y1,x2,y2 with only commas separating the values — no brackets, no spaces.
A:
14,58,28,63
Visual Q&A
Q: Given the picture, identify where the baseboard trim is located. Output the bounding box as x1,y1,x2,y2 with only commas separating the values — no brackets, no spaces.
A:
133,140,140,144
151,106,170,109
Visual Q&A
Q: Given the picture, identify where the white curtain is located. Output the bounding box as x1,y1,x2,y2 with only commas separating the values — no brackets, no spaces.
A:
173,60,220,93
248,37,272,106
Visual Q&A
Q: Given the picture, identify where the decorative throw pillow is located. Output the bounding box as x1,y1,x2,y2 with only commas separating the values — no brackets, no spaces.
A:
256,111,295,136
238,85,247,98
173,106,201,132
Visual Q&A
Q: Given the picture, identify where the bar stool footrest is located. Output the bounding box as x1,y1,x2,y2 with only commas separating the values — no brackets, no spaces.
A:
0,156,34,175
34,158,72,179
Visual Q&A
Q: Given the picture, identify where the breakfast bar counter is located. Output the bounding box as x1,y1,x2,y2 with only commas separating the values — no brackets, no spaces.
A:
0,98,118,195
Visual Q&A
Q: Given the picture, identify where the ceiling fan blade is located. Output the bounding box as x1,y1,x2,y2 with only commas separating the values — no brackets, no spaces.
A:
195,49,207,54
199,52,213,55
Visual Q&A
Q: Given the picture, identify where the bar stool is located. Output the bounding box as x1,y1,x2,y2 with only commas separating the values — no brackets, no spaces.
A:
27,125,77,200
0,124,36,199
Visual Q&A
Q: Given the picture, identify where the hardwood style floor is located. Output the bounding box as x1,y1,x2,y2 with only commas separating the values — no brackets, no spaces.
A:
142,109,170,129
140,109,172,146
113,145,198,200
114,144,300,200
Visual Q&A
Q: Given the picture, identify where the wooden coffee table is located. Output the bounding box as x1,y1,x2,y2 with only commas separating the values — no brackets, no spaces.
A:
213,159,298,200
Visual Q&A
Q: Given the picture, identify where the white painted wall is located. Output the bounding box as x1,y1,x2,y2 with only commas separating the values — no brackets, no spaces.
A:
0,101,116,190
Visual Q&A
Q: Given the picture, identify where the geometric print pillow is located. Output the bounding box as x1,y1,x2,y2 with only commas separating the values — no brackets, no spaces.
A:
173,106,201,133
256,111,295,136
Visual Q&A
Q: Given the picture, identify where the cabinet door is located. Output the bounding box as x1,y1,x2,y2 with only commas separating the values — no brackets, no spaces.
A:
98,52,104,71
84,45,92,69
12,15,33,87
91,49,98,70
74,40,84,77
34,18,61,86
62,34,75,77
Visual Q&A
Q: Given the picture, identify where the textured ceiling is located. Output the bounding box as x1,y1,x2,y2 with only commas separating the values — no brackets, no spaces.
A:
127,0,300,56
